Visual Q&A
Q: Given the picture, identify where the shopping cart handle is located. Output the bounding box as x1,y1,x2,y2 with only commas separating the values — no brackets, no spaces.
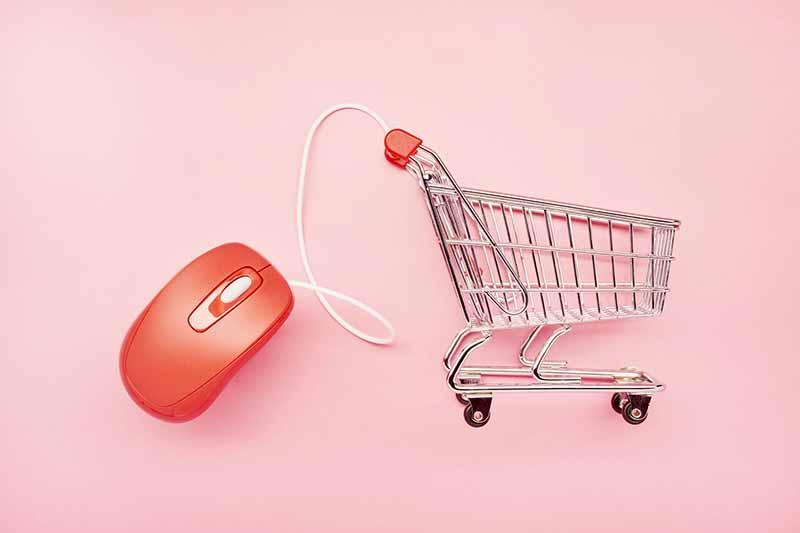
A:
384,129,422,167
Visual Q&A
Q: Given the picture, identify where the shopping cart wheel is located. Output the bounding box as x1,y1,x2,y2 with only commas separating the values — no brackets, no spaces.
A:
621,395,650,425
463,397,492,428
611,393,625,414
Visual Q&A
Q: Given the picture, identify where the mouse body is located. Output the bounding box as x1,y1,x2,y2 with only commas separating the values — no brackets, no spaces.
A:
120,243,294,422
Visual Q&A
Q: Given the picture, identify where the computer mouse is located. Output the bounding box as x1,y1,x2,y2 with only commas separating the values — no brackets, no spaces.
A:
120,242,294,422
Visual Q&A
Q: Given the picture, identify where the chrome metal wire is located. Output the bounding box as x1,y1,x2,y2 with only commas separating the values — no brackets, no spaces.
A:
400,141,681,426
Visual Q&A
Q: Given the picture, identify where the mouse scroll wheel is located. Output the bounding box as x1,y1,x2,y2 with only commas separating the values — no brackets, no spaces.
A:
219,276,253,303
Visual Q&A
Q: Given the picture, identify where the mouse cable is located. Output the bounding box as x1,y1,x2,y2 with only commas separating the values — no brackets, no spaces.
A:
289,103,411,345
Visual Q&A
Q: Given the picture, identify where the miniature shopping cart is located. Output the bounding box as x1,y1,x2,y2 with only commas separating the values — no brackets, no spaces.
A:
384,129,680,428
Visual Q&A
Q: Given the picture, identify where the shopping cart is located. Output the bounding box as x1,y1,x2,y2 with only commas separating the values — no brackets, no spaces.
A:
384,129,680,427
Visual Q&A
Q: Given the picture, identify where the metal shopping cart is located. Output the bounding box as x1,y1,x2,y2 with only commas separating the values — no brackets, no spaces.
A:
384,129,680,428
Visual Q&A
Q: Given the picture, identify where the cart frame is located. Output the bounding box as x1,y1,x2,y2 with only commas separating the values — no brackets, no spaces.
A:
385,129,680,427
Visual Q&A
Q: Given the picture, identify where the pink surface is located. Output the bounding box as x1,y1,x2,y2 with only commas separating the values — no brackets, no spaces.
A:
2,2,799,532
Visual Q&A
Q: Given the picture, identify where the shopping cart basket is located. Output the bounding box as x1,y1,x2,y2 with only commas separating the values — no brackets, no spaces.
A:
385,129,680,427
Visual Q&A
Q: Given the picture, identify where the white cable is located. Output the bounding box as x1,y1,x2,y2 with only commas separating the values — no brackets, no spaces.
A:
290,103,395,345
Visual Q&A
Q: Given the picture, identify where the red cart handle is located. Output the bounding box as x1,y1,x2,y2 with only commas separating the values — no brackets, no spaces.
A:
384,129,422,167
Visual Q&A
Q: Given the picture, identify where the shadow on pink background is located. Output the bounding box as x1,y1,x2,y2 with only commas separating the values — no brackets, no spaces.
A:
2,2,798,532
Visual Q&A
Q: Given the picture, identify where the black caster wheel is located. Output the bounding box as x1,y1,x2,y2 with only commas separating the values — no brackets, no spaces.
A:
463,397,492,428
464,405,491,427
455,393,470,405
611,393,624,414
622,398,649,425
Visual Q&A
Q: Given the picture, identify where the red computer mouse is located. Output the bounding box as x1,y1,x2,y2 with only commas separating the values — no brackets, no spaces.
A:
120,243,294,422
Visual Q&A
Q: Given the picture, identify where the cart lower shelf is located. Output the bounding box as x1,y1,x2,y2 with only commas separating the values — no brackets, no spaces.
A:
445,324,664,428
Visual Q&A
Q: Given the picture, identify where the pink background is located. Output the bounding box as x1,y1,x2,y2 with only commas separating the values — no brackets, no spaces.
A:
2,2,799,532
